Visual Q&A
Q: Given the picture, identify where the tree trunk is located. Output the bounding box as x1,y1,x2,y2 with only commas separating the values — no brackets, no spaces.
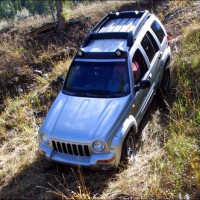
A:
55,0,66,33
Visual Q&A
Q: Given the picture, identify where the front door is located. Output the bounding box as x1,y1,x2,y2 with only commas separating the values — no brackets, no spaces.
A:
131,48,150,123
132,31,161,123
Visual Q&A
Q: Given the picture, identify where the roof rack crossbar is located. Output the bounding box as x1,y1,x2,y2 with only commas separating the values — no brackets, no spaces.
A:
76,52,128,59
109,11,145,19
82,32,130,47
90,13,111,33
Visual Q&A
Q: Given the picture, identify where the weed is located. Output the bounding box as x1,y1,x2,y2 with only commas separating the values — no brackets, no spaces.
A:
0,1,126,198
0,1,199,199
38,167,92,199
148,23,200,198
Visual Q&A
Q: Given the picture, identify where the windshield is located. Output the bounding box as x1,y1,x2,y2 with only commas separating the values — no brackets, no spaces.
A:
63,60,130,98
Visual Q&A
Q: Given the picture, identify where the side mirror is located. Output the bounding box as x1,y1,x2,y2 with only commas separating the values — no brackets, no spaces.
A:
140,80,150,89
135,85,140,93
57,75,64,84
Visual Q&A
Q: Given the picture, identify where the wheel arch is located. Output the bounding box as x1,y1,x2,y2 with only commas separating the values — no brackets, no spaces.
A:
110,115,138,167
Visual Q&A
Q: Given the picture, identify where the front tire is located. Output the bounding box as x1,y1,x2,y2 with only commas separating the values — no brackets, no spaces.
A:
121,132,136,164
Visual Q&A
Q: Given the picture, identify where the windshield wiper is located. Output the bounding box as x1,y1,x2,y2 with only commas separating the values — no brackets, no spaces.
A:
64,86,94,97
64,87,126,98
91,90,125,98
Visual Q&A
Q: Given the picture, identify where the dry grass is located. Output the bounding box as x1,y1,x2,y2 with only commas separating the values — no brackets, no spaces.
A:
0,1,127,198
0,1,125,34
0,59,69,198
38,167,92,199
70,1,127,21
0,1,126,106
0,14,53,33
101,106,168,199
0,0,199,199
15,14,53,31
0,20,9,30
147,24,200,199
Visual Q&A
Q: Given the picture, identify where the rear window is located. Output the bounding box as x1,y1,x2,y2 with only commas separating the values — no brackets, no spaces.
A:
151,20,165,43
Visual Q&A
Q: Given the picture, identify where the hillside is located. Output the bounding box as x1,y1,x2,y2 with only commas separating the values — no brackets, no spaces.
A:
0,1,199,199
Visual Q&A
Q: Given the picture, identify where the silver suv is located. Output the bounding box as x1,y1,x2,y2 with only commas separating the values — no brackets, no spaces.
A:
38,10,171,170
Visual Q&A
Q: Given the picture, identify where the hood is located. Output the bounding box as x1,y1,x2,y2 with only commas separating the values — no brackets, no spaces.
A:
40,92,131,143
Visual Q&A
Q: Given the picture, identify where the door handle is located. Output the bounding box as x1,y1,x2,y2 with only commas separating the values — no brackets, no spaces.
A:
147,73,152,80
159,52,163,59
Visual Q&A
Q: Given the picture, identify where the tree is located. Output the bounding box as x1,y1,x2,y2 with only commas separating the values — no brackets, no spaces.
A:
55,0,66,33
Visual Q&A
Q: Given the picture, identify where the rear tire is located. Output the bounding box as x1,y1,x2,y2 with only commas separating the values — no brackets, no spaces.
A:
161,67,170,94
121,132,136,164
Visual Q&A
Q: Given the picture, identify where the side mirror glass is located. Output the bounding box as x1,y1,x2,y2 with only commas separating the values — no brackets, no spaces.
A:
57,75,64,84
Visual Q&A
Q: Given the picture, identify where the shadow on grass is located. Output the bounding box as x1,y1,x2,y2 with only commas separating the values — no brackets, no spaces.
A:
0,153,116,199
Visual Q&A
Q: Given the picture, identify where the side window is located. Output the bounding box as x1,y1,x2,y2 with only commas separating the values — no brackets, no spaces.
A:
132,49,148,84
151,20,165,43
141,31,159,63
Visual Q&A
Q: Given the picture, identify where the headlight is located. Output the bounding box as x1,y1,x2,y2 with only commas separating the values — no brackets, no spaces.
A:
41,133,49,145
92,141,105,152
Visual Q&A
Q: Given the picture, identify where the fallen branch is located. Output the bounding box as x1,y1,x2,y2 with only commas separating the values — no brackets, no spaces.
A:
29,48,75,72
25,17,90,37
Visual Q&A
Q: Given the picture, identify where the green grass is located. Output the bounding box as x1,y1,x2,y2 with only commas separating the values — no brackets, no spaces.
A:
0,1,199,199
149,23,200,199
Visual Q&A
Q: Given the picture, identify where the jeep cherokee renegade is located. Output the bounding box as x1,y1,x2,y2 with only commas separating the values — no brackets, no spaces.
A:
38,10,171,170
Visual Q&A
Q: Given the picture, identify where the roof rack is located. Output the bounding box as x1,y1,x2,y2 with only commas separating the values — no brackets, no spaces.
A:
82,32,130,47
82,10,150,49
132,10,150,40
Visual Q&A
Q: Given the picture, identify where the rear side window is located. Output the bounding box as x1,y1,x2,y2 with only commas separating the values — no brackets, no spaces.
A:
141,31,159,63
151,20,165,43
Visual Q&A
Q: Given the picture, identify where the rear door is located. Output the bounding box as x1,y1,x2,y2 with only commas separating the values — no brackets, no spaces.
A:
141,31,160,88
150,19,169,81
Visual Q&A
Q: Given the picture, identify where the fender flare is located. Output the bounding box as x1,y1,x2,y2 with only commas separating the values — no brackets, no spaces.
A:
110,115,138,166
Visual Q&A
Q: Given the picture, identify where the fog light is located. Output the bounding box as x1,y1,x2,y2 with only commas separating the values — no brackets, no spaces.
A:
77,48,84,57
115,49,123,57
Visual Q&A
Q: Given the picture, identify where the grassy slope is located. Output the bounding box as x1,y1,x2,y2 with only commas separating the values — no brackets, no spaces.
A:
149,23,200,199
0,1,126,199
0,1,199,199
102,5,200,199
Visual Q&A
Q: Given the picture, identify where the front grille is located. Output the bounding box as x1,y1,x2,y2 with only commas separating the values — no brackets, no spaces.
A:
52,140,90,157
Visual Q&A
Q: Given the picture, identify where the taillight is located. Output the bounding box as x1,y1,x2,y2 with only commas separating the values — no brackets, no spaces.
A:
167,34,170,46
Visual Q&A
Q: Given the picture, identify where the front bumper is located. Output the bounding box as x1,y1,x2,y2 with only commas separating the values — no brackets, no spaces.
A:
39,142,116,170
